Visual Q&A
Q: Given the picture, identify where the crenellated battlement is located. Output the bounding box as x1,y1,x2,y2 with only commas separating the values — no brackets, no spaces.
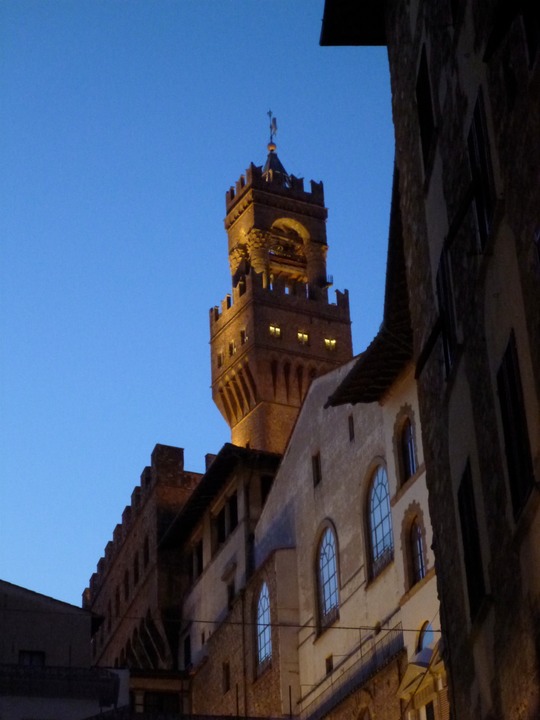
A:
209,269,349,329
86,444,203,602
225,163,324,212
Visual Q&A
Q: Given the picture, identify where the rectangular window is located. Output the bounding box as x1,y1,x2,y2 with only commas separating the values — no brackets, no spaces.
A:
240,329,247,344
261,474,273,505
497,331,534,518
183,634,192,669
217,352,224,368
192,538,204,581
297,331,309,345
228,340,236,357
227,579,235,609
325,655,334,675
19,650,45,667
312,452,322,487
468,91,496,251
228,492,238,531
458,461,486,620
144,693,180,713
213,492,239,552
324,337,337,350
436,246,458,376
222,662,231,693
425,701,435,720
416,46,436,169
269,324,281,338
216,506,227,545
348,414,355,441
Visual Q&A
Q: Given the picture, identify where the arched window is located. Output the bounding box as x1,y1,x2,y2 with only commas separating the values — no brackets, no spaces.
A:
417,621,434,652
256,582,272,666
368,466,394,575
409,518,426,585
317,527,339,626
400,418,417,482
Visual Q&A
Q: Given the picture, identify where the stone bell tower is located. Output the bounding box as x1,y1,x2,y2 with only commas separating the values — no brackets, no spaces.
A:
210,124,352,454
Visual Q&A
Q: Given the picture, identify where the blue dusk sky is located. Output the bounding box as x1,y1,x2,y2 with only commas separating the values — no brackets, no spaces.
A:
0,1,394,606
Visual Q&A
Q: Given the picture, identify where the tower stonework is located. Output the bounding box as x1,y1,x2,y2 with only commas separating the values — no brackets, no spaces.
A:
210,145,353,454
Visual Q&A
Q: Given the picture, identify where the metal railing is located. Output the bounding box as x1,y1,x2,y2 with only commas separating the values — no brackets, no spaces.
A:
300,624,404,720
0,663,119,704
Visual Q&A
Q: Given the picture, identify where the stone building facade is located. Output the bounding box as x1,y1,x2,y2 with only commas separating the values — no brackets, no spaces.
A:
84,444,202,712
0,580,128,719
321,2,540,719
85,140,448,718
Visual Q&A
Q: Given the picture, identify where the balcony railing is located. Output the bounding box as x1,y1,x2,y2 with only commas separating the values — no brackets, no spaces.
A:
300,624,404,720
0,663,119,705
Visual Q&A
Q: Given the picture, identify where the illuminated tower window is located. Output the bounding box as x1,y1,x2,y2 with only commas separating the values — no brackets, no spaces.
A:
229,341,236,357
297,331,309,345
325,338,337,350
269,324,281,338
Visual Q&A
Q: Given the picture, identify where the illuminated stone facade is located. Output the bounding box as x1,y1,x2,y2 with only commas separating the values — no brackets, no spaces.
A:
322,1,540,718
85,143,448,719
210,152,353,454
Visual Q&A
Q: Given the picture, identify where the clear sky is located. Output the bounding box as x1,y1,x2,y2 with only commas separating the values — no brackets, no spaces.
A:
0,1,394,606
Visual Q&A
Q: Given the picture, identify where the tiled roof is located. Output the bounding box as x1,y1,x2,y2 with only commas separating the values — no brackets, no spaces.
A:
326,168,412,406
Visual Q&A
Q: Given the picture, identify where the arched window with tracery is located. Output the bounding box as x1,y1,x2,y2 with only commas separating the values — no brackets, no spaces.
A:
409,518,426,585
317,526,339,627
400,417,417,483
256,582,272,667
368,466,394,576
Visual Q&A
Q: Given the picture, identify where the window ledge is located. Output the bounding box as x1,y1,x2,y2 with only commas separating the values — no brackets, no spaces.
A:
399,567,436,606
315,608,340,640
254,658,272,683
392,464,426,505
366,555,394,588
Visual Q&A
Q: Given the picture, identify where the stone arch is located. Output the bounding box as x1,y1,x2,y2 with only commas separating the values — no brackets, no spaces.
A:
400,500,429,591
270,217,310,245
313,518,341,630
392,403,419,486
362,459,393,579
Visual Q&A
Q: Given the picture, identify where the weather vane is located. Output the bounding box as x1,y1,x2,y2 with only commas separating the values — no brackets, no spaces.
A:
267,110,278,145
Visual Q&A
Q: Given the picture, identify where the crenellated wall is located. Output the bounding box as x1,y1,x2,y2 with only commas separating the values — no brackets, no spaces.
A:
225,163,324,214
84,444,203,670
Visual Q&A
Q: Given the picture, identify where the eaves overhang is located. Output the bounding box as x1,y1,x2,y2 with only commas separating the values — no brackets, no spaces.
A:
326,166,412,407
320,0,387,46
159,443,281,549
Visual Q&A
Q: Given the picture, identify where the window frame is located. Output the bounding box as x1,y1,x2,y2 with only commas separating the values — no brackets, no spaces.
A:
400,417,417,484
316,525,340,629
436,245,459,377
368,466,394,578
497,330,535,519
416,45,437,174
457,461,486,620
468,90,497,252
409,518,426,586
255,581,272,671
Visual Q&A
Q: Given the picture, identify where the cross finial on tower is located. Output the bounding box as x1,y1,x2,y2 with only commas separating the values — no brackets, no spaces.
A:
267,110,278,149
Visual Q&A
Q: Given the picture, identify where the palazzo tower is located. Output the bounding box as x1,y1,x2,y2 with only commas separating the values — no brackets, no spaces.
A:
210,129,352,453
